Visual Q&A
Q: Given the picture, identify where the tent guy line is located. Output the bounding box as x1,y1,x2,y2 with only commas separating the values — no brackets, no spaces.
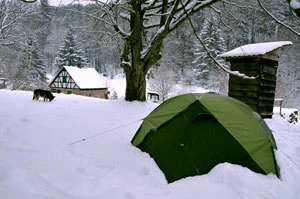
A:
277,148,300,171
68,118,143,146
272,130,300,147
271,131,300,171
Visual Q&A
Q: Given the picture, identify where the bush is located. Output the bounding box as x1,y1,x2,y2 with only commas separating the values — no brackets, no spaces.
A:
281,110,298,124
288,111,298,124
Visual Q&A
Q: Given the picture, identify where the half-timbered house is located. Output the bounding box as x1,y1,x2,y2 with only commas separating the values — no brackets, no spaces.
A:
220,41,292,118
49,66,108,99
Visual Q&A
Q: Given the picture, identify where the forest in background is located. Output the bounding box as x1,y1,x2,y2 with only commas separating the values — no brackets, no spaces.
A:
0,0,299,108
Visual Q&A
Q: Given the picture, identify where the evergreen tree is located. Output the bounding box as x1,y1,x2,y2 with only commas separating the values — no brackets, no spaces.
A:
192,16,227,93
13,35,47,90
54,29,89,72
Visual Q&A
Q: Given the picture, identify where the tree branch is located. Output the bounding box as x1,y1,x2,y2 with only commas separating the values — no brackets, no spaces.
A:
258,0,300,37
179,0,258,80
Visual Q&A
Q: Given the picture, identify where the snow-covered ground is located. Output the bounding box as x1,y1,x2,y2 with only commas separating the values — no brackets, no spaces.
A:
0,78,300,199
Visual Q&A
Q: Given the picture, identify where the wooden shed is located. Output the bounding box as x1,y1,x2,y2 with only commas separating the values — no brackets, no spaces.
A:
220,41,292,118
49,66,108,99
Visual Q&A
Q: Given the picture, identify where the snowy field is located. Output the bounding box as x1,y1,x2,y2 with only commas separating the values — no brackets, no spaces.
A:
0,79,300,199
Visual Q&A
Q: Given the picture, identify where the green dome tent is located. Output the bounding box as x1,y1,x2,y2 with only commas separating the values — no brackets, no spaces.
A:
131,93,279,183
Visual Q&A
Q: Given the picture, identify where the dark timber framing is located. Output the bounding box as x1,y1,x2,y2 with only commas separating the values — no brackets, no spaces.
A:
221,42,292,118
49,66,108,99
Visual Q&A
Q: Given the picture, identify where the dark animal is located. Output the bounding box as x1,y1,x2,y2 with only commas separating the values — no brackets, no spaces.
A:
32,89,55,102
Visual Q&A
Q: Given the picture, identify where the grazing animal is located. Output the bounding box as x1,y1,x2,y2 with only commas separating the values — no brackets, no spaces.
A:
32,89,55,102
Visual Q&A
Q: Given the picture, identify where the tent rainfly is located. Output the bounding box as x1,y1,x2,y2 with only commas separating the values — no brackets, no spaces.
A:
131,93,279,183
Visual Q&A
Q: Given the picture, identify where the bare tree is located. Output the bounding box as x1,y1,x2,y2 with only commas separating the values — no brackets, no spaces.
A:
148,66,175,102
94,0,223,101
92,0,300,102
0,0,25,46
0,0,33,84
18,0,300,102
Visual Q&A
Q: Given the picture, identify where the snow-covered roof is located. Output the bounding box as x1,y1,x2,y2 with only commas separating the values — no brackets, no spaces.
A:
64,66,107,89
220,41,292,59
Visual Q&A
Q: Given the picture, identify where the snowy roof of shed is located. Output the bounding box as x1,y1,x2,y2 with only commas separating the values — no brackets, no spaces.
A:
63,66,107,89
220,41,292,59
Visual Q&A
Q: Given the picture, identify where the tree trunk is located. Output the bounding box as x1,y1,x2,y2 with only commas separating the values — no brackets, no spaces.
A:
125,68,146,101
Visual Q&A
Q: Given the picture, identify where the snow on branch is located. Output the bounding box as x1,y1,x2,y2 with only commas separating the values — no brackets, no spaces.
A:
141,26,165,59
120,12,130,21
196,33,258,80
168,0,219,31
142,0,218,31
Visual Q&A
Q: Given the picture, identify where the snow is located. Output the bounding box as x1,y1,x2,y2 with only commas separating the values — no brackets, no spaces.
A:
58,66,107,89
1,77,300,199
220,41,292,58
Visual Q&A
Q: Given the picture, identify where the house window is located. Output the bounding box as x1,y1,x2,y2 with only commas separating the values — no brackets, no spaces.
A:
62,76,67,83
67,90,72,94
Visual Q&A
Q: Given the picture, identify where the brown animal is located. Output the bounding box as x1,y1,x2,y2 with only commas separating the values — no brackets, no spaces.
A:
32,89,55,102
